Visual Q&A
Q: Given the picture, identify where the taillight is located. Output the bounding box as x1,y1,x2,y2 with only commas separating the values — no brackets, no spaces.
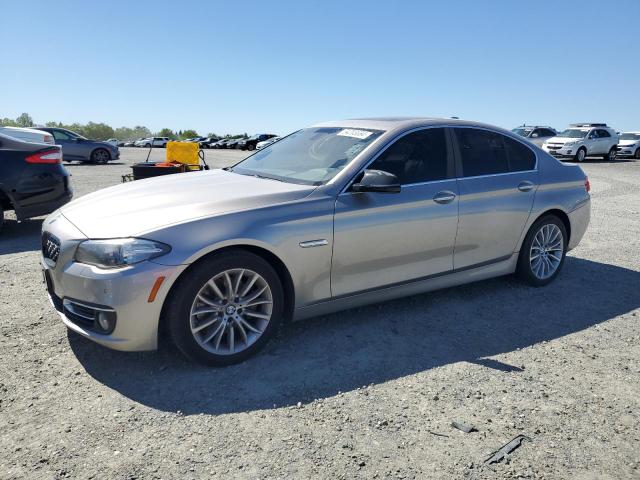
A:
585,177,590,193
25,149,62,164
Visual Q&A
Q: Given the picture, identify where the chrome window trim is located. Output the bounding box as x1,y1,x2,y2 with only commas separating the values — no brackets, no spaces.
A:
338,124,540,195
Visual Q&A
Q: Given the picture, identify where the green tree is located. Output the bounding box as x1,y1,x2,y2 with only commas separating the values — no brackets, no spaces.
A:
15,113,33,127
157,128,176,139
180,129,199,139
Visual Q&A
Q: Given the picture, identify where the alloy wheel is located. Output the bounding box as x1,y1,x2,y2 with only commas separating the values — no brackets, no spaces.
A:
577,149,586,162
93,149,109,164
529,224,564,280
189,268,273,355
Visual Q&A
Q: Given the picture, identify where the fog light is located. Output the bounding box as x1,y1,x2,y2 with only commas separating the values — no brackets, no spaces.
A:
96,311,117,333
567,150,572,154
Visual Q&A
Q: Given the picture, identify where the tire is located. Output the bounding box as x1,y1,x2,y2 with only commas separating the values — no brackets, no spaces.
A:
0,203,4,233
247,144,255,151
635,148,640,160
517,215,568,287
574,147,586,163
604,146,616,162
91,148,110,164
167,250,284,366
144,143,151,148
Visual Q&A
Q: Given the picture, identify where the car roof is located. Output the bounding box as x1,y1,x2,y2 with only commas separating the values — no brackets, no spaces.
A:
312,117,518,136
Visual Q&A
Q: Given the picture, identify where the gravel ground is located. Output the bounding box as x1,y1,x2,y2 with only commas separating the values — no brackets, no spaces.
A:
1,148,639,479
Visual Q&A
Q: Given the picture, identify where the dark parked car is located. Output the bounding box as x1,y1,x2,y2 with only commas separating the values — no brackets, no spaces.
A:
36,127,120,164
199,137,219,149
0,133,72,231
227,138,246,149
238,134,277,151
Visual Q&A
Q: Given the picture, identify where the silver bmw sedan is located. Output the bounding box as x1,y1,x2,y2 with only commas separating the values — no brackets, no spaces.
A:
41,118,591,366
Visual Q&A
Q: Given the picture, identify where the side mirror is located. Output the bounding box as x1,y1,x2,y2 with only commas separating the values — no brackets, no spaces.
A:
351,169,401,193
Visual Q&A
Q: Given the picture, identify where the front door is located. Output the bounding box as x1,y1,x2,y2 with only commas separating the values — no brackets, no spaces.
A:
331,127,459,297
451,127,538,269
52,129,83,160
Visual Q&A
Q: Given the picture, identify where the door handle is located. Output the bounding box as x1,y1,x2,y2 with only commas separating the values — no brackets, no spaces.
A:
433,190,456,204
517,181,535,192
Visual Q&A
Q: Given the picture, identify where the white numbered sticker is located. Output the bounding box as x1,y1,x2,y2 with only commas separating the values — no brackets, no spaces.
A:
337,128,373,140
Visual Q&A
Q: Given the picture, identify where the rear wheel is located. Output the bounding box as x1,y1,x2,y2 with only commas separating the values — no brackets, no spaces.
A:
517,215,568,287
247,144,255,151
167,250,284,366
604,146,616,162
634,148,640,160
574,147,586,162
91,148,110,164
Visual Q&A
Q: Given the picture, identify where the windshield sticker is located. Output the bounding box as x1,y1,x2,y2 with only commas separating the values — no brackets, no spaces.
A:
337,128,373,140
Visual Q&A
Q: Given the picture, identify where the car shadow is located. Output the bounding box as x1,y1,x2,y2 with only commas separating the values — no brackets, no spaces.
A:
0,218,42,255
69,257,640,416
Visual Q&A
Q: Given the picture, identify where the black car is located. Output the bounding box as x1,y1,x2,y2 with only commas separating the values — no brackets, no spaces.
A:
199,137,219,149
0,134,72,231
238,134,277,151
36,127,120,164
227,138,246,149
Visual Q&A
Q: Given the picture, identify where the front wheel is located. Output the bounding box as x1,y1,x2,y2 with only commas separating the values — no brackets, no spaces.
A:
167,250,284,366
574,147,586,162
517,215,568,287
635,148,640,160
604,146,616,162
91,148,110,164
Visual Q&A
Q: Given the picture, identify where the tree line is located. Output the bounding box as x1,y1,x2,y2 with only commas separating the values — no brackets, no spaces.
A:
1,113,248,142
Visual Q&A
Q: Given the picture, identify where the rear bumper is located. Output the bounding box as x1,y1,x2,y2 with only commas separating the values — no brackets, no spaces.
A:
567,199,590,251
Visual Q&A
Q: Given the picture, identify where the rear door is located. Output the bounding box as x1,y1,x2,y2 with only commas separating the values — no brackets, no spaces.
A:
331,127,459,296
452,127,538,269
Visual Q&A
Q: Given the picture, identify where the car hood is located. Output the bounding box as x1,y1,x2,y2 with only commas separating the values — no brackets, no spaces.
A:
545,136,584,144
60,169,315,238
619,140,638,146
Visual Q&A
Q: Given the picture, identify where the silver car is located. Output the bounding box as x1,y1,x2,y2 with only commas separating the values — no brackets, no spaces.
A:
41,118,591,366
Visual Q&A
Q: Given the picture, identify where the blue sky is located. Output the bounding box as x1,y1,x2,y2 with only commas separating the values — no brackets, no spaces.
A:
1,0,639,136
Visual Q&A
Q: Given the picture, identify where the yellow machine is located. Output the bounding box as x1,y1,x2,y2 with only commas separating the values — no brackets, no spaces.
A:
165,141,203,170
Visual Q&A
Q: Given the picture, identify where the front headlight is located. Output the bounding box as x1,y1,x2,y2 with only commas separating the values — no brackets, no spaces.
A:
563,141,577,147
75,238,171,268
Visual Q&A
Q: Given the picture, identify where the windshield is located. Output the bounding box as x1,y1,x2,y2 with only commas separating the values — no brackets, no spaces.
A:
231,127,383,185
620,133,640,140
512,128,533,137
558,129,587,138
65,129,87,140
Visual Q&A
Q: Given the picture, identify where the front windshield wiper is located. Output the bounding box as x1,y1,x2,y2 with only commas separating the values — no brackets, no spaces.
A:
233,171,287,183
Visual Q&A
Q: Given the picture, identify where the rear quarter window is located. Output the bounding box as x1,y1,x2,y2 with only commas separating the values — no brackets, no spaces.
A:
504,136,536,172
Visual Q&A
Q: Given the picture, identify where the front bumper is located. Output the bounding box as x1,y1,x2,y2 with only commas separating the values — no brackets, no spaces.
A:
543,145,576,158
616,146,637,157
41,213,184,351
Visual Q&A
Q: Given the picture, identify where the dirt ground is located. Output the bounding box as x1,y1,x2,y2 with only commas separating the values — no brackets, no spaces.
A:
0,148,638,479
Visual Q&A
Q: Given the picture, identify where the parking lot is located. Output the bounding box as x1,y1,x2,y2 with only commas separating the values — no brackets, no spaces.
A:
0,149,638,479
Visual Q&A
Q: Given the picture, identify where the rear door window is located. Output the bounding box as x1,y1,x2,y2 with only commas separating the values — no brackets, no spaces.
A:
52,130,71,140
454,128,509,177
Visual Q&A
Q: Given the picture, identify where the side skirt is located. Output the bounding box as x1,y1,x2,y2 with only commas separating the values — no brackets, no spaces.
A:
292,253,519,321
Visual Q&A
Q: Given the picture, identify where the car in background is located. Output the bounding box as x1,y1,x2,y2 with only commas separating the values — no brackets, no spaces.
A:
542,123,618,162
511,126,556,147
0,133,72,231
40,117,591,366
227,138,245,149
238,134,277,151
123,138,142,147
214,139,233,149
616,132,640,159
36,127,120,164
134,137,169,148
256,136,281,150
105,138,119,147
0,126,55,145
198,137,218,148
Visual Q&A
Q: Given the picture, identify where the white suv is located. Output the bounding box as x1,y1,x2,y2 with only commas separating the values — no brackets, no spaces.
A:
542,123,618,162
616,132,640,159
134,137,169,148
